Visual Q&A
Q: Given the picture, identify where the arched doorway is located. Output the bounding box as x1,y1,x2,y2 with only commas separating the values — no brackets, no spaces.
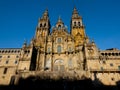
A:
54,59,64,72
10,76,15,85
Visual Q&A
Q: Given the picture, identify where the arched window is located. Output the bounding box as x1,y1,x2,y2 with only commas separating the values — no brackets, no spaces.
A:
116,53,118,56
40,23,42,27
44,23,46,27
57,45,61,53
54,59,64,71
112,53,114,56
6,60,9,64
58,25,61,30
15,60,18,64
57,38,61,43
101,53,104,56
74,22,76,26
2,50,4,53
68,47,72,52
78,22,80,26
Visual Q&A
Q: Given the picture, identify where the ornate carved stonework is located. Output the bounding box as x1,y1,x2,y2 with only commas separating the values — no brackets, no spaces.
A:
0,8,120,86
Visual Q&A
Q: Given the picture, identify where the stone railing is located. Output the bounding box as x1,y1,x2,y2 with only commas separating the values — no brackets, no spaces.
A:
87,56,120,60
17,70,90,80
89,69,120,72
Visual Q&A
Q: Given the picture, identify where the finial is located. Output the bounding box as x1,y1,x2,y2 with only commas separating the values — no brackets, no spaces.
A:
44,9,48,15
23,39,27,47
91,39,94,43
58,15,61,22
72,7,79,18
74,6,77,11
24,39,27,45
46,7,48,11
42,9,49,18
91,39,95,46
73,7,78,14
45,8,48,13
30,37,34,46
57,15,63,24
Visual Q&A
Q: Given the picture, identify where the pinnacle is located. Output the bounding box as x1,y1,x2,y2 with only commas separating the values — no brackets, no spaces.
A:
73,7,78,15
58,16,62,23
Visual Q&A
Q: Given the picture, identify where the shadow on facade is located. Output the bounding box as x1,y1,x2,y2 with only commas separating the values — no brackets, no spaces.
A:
0,76,120,90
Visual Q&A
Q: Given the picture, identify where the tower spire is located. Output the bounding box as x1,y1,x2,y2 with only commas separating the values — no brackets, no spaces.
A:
72,7,80,18
42,9,49,19
73,7,78,14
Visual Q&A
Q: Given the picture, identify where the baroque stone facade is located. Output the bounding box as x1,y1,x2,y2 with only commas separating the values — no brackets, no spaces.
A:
0,8,120,85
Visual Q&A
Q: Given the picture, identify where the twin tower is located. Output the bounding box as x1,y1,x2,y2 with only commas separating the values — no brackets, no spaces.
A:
35,7,87,47
18,7,95,73
1,7,119,86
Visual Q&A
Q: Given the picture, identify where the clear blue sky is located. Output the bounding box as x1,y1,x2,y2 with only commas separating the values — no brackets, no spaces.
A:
0,0,120,50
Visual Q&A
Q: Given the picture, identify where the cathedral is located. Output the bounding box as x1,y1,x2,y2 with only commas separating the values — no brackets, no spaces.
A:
0,7,120,86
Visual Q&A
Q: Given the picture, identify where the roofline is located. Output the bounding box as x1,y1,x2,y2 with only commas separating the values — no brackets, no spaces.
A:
0,48,21,49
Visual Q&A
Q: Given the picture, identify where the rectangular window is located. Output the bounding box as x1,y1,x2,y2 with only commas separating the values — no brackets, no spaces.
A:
3,68,8,74
68,47,72,52
57,45,61,53
110,63,113,66
6,60,9,64
8,56,10,58
47,47,50,53
118,66,120,70
16,55,19,58
78,22,81,26
100,67,104,71
15,60,18,64
0,56,2,58
57,38,61,43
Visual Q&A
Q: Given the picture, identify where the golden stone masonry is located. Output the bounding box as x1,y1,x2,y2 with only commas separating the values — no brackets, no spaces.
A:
0,8,120,85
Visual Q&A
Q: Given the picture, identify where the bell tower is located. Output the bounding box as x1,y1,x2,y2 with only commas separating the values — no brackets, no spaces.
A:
71,7,86,46
35,9,51,47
